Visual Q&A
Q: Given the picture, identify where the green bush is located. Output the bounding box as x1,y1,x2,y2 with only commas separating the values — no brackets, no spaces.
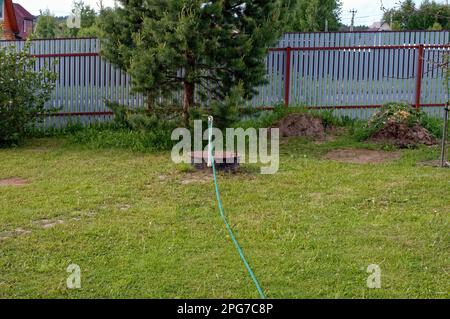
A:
0,43,57,146
352,103,447,141
189,84,245,130
420,113,448,139
106,101,131,128
368,102,422,131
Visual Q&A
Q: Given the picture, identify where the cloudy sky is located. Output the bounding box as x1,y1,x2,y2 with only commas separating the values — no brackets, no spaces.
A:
14,0,432,26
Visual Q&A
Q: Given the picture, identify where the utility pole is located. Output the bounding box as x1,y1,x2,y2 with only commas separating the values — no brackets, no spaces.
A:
325,19,328,32
349,9,357,32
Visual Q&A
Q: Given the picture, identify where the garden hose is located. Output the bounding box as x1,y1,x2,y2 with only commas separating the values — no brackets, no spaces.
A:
207,116,266,299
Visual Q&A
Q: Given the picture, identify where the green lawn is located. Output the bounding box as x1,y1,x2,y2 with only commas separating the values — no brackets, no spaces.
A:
0,136,449,298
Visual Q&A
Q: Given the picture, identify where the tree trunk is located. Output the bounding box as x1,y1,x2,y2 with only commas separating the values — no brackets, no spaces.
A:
146,93,153,113
183,52,195,127
183,81,194,127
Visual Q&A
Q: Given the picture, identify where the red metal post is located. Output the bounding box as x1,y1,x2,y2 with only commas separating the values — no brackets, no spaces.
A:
415,44,424,111
284,47,292,107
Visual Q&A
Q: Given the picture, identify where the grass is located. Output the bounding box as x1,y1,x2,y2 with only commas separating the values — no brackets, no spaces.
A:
0,133,449,299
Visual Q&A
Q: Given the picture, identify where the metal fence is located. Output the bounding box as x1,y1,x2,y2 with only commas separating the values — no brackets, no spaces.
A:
1,31,449,125
1,38,136,126
266,44,450,119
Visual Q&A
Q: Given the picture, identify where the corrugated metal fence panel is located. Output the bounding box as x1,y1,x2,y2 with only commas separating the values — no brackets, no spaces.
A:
421,46,450,118
1,32,449,124
1,38,144,126
286,47,419,118
248,32,449,119
277,31,450,48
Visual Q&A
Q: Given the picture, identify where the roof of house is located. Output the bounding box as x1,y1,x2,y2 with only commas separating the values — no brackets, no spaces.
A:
13,3,34,20
13,3,34,38
1,1,34,39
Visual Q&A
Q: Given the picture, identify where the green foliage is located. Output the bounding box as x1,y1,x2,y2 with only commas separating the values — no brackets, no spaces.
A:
189,84,244,130
309,109,355,128
106,101,130,128
69,124,176,152
209,85,243,130
289,0,342,32
351,121,377,142
34,9,58,38
351,102,447,142
76,102,180,152
420,113,448,139
0,43,57,146
106,101,180,129
34,2,100,39
429,22,443,31
235,105,355,131
368,103,422,131
383,0,450,30
68,1,98,37
99,0,295,125
76,24,100,37
351,103,420,141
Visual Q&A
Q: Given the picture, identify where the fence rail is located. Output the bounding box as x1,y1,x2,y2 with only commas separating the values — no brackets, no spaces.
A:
1,31,449,125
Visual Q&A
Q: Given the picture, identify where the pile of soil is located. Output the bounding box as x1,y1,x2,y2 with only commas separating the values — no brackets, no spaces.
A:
371,120,437,148
272,113,328,139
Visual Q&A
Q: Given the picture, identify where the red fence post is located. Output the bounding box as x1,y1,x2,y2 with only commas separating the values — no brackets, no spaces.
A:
284,47,292,107
415,44,425,111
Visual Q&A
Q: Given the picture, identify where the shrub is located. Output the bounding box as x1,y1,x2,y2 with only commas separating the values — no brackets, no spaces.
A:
351,102,448,142
106,101,130,128
0,43,57,146
189,84,245,130
420,113,448,139
351,103,420,141
101,102,179,152
368,102,422,131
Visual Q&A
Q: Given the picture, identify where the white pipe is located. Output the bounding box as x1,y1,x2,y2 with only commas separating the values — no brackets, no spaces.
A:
207,116,214,167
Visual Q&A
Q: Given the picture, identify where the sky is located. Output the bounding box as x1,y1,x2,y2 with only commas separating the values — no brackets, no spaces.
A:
12,0,439,27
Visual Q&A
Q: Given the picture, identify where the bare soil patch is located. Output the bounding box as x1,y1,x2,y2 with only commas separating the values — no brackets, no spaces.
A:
420,160,450,168
0,178,29,186
325,148,401,164
371,121,437,148
0,228,31,241
33,219,65,229
272,113,331,139
180,172,212,185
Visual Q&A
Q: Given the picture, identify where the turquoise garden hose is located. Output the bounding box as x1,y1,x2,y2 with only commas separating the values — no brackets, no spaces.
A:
207,116,266,299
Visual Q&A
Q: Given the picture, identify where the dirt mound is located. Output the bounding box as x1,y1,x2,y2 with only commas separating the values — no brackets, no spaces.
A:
325,148,401,164
371,120,437,148
272,113,328,138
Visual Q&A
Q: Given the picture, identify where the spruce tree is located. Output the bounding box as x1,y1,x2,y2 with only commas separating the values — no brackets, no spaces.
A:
99,0,293,126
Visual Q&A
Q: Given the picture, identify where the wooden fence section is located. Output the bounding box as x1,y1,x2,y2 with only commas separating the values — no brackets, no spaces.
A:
1,31,449,125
